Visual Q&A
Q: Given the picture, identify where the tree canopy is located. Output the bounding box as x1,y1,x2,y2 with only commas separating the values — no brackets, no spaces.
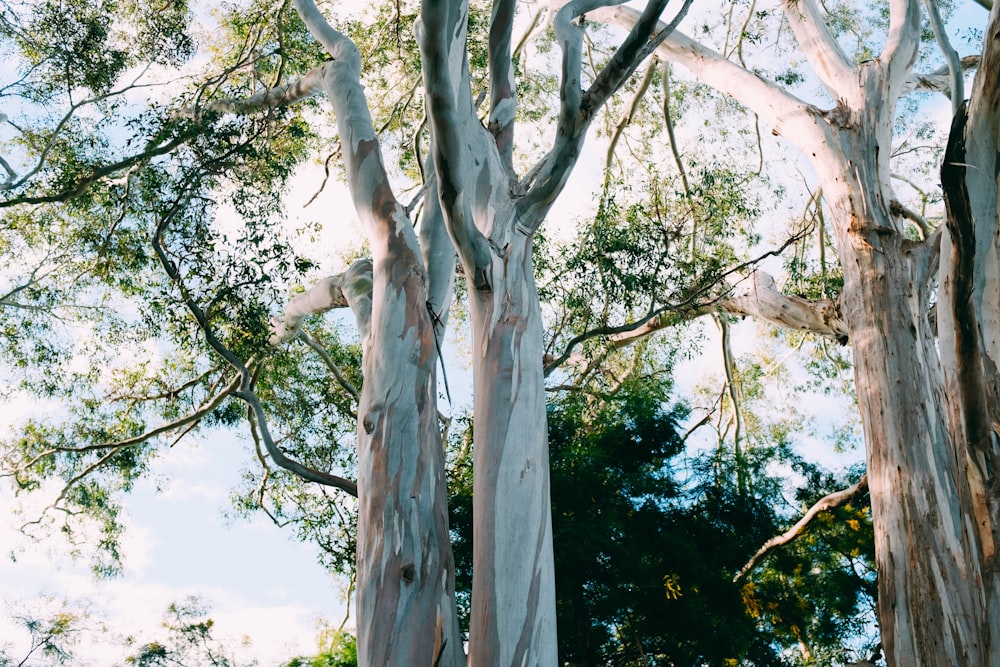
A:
2,0,999,664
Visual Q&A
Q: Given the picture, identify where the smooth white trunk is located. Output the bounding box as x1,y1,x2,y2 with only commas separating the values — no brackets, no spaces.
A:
467,233,558,667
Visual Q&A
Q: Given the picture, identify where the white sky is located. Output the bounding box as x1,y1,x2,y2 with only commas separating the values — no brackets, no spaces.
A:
0,426,349,665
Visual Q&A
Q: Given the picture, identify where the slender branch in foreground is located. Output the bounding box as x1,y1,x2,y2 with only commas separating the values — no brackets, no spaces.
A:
6,374,241,480
298,329,361,405
544,229,818,375
733,473,869,582
154,193,357,496
239,387,358,496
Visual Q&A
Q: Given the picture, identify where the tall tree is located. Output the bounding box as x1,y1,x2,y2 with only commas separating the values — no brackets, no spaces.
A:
587,0,1000,663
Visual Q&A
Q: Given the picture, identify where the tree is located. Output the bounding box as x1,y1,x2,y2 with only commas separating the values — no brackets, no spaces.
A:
3,0,1000,665
582,0,1000,662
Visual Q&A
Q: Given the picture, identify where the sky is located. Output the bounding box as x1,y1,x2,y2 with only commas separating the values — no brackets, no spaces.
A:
0,424,349,665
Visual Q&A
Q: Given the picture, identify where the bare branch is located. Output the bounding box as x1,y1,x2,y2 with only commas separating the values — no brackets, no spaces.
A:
716,315,746,494
902,55,980,97
781,0,856,98
921,0,965,115
604,59,657,175
734,474,868,582
269,273,352,345
240,386,358,496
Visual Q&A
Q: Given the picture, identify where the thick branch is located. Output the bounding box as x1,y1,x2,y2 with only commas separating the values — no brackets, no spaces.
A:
590,6,831,161
175,65,328,119
718,271,849,340
734,474,869,582
611,270,849,349
780,0,856,98
419,0,494,289
880,0,922,93
520,0,691,230
269,273,352,345
488,0,517,169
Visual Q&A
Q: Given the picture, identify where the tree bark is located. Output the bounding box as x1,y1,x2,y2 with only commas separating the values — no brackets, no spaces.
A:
466,231,558,667
291,1,464,664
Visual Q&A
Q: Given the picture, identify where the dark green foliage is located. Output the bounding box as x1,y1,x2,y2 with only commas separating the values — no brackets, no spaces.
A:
449,375,876,666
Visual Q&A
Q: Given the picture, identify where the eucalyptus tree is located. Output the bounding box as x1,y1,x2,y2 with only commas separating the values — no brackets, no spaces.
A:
575,0,1000,663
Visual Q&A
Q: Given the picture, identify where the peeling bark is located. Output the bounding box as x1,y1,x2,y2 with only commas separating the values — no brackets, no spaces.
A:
289,1,463,664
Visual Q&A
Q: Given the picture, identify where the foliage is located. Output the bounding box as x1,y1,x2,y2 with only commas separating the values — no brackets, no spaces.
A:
283,627,358,667
449,368,876,666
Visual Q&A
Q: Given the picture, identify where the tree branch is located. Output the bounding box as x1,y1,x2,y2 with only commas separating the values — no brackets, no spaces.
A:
174,64,329,119
0,131,195,208
298,329,361,405
733,474,869,582
780,0,856,98
269,272,353,345
901,55,980,97
419,0,494,289
488,0,517,170
590,6,832,162
717,271,849,340
519,0,691,231
880,0,922,94
6,375,241,482
239,387,358,496
921,0,965,115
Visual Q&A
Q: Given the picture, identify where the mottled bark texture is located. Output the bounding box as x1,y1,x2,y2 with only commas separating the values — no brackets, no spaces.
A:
289,1,464,664
595,0,1000,663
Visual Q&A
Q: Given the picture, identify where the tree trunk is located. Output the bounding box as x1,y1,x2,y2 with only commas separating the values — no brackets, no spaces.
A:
598,0,1000,660
344,235,463,667
287,2,465,662
819,54,1000,662
466,231,558,667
